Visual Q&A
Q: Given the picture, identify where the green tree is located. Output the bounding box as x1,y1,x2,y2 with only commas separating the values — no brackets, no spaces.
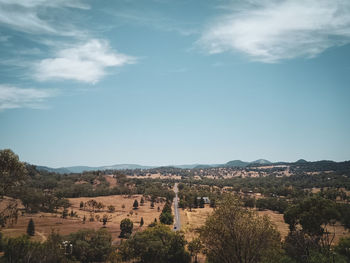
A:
159,202,174,225
0,232,3,252
133,199,139,209
188,238,202,263
119,224,190,263
162,202,172,214
284,196,339,235
68,228,114,263
193,196,198,208
107,205,115,213
243,197,256,208
283,196,341,262
62,208,68,219
0,149,27,197
209,199,216,208
199,197,205,208
120,218,133,238
200,195,281,263
140,197,145,206
27,218,35,236
0,149,27,227
335,236,350,261
102,214,108,227
140,217,144,227
159,211,174,225
3,235,42,263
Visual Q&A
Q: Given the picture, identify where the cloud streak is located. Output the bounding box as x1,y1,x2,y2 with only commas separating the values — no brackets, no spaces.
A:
34,39,136,84
0,84,56,110
199,0,350,62
111,10,197,36
0,0,89,35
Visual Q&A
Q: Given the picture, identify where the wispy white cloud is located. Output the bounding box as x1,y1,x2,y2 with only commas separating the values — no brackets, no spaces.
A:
0,0,89,9
199,0,350,62
34,39,136,84
0,84,56,110
0,0,89,35
110,10,198,36
0,1,136,85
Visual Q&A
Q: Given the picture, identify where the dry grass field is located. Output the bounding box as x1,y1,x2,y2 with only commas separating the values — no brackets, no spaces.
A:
179,206,350,243
2,194,349,259
2,195,165,244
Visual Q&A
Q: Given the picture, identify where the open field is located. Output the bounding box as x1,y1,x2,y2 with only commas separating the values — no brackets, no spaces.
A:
2,193,350,261
2,195,165,244
179,206,350,244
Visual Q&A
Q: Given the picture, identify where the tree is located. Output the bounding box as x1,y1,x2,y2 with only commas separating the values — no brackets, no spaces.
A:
159,211,174,225
188,238,202,263
284,196,341,261
335,236,350,261
200,195,281,263
68,228,114,263
160,202,174,225
86,199,98,212
96,202,105,212
27,218,35,236
102,214,108,227
62,208,68,219
120,218,133,238
162,202,172,214
140,197,145,206
209,199,216,208
140,217,144,227
107,205,115,213
119,224,190,263
151,201,154,209
193,196,198,208
0,149,27,197
80,201,84,209
0,149,27,227
284,196,339,236
133,199,139,210
199,197,205,208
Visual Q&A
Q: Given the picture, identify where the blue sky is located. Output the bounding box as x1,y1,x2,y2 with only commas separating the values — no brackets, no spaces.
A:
0,0,349,167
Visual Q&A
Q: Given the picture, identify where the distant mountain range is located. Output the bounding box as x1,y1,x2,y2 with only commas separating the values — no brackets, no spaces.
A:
34,159,274,174
34,158,350,174
35,164,156,174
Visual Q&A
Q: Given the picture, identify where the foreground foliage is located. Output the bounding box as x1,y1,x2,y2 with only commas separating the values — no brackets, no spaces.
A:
119,224,190,263
200,195,282,263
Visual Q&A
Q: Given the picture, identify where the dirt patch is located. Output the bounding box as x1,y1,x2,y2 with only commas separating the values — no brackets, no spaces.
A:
104,175,118,188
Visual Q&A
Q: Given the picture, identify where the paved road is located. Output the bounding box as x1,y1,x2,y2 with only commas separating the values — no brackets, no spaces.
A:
173,183,181,231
